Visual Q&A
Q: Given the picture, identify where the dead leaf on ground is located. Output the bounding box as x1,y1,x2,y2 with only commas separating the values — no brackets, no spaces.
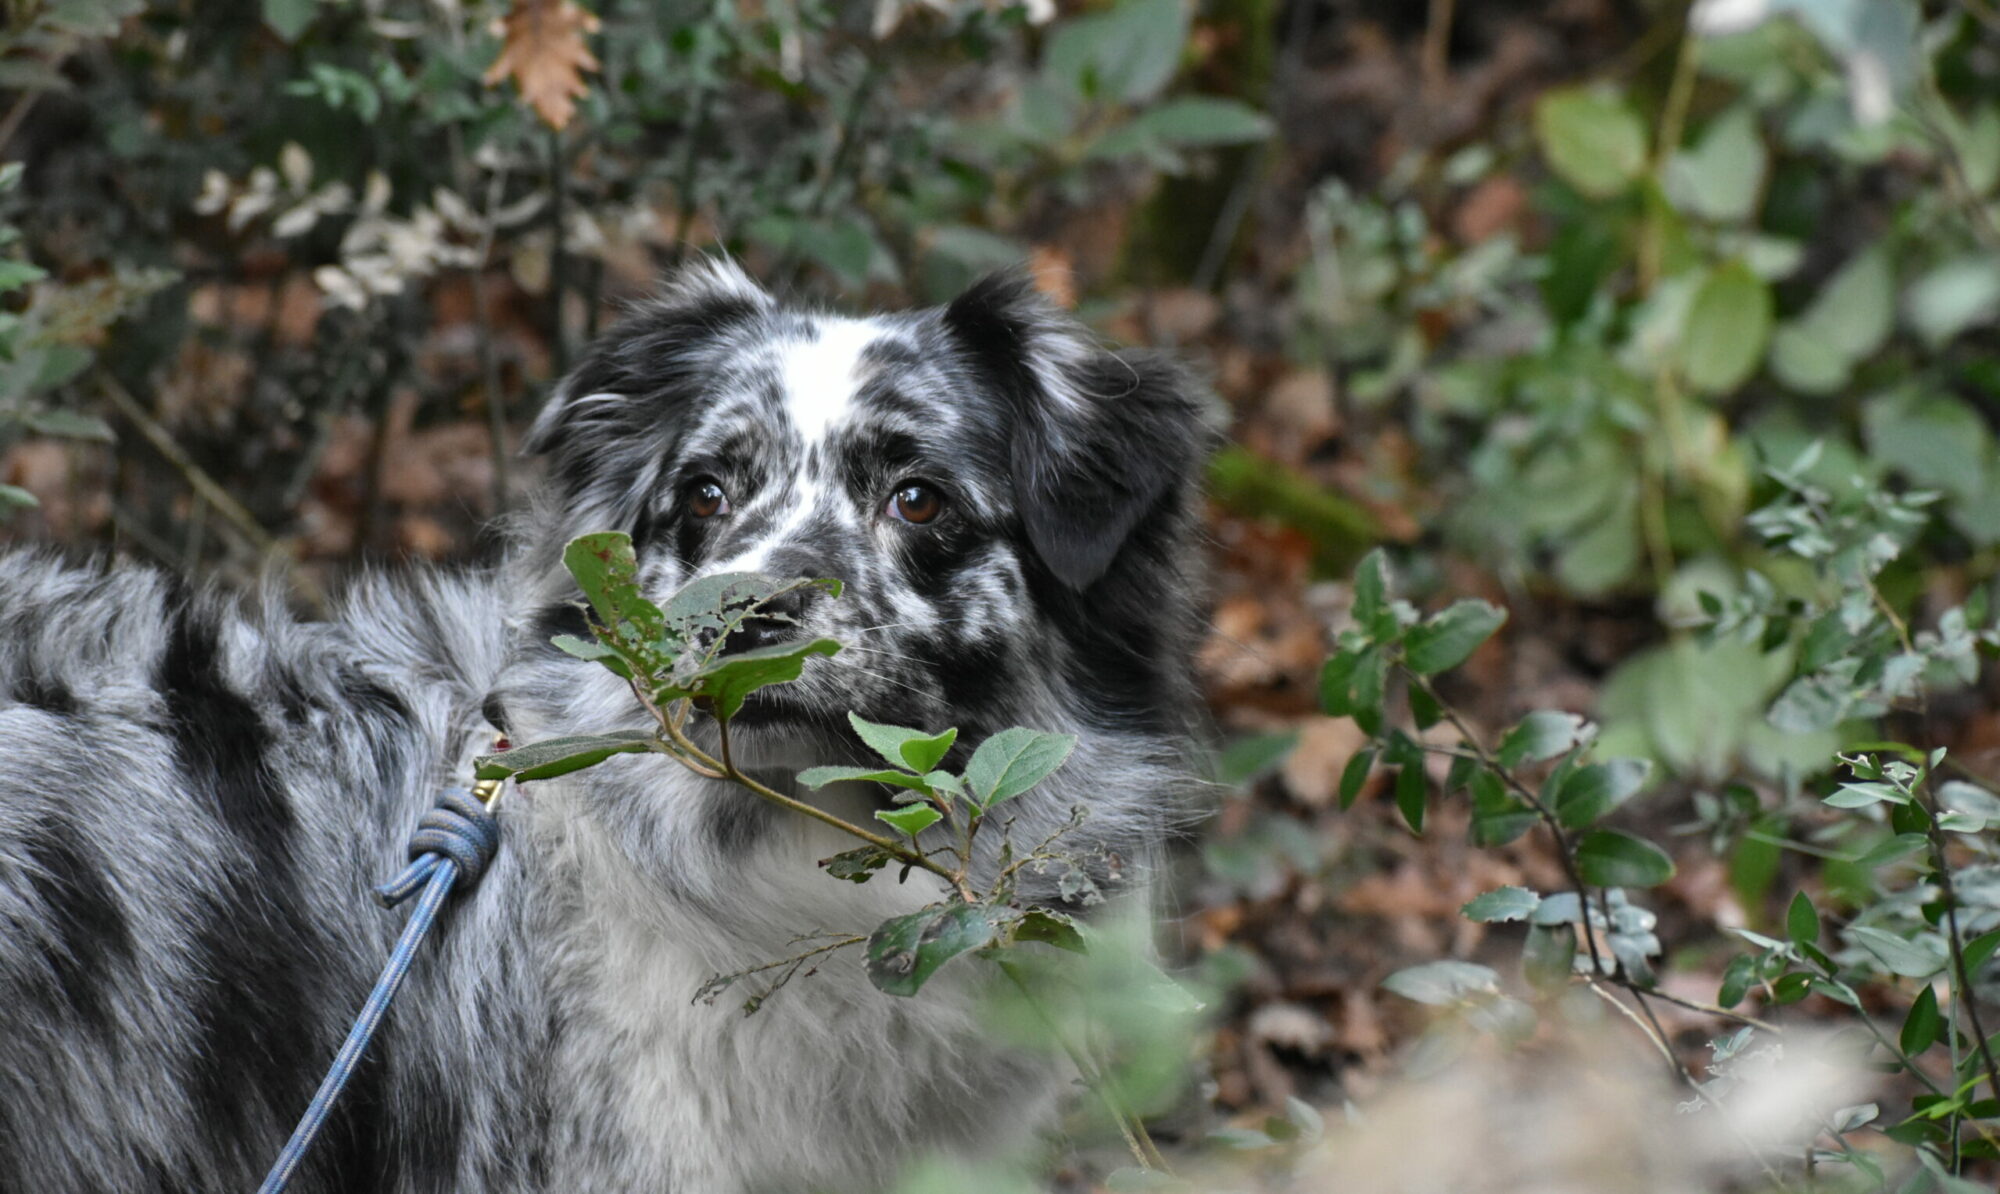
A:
484,0,602,131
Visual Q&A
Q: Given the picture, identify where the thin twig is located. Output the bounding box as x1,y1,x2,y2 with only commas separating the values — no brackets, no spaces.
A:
692,714,975,899
1609,980,1780,1032
1925,802,2000,1107
695,934,867,1005
1589,980,1795,1191
1411,671,1606,978
1588,979,1678,1070
1421,0,1456,99
1640,21,1700,294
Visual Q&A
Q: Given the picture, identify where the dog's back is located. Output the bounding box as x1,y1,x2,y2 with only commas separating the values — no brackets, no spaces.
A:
0,554,551,1191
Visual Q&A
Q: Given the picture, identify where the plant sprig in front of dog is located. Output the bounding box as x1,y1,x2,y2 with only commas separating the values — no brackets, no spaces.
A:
472,532,1098,1000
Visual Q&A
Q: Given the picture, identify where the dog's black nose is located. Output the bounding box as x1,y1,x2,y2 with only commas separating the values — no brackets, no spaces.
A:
728,586,817,653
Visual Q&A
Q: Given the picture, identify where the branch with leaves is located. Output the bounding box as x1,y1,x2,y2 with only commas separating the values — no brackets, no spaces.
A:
1321,545,2000,1187
469,531,1177,1170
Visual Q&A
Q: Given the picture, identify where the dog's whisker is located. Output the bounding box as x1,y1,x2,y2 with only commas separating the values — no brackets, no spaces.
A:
839,644,929,665
841,663,936,703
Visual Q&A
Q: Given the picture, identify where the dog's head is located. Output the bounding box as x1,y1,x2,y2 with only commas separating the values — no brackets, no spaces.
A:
518,260,1211,758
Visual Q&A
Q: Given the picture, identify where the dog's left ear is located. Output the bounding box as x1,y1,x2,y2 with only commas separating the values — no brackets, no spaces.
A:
944,272,1211,591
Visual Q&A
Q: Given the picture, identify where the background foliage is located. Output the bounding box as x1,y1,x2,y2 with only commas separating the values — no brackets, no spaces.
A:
5,0,2000,1190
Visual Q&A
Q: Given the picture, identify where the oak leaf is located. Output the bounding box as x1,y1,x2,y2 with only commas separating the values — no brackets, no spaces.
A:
483,0,601,132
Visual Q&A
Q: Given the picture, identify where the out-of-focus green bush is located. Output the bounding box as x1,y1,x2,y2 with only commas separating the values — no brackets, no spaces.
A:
1290,2,2000,790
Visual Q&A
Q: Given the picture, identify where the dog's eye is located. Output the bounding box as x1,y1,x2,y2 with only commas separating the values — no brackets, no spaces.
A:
686,478,730,519
886,481,943,525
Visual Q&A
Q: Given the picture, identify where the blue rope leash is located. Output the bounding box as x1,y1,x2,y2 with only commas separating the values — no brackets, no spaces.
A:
256,785,502,1194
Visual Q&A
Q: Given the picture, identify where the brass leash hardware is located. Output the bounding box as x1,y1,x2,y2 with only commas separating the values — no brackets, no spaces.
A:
473,733,511,813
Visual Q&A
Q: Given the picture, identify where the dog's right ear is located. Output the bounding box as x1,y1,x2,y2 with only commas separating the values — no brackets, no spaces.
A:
525,259,772,522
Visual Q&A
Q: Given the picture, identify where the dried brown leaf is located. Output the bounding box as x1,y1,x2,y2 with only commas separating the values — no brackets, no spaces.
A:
483,0,602,132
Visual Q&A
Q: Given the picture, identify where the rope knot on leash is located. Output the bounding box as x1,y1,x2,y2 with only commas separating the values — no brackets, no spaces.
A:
375,787,501,905
258,777,507,1194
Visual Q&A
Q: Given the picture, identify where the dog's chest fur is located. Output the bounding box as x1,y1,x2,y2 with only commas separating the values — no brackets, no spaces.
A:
0,263,1208,1192
527,782,1052,1191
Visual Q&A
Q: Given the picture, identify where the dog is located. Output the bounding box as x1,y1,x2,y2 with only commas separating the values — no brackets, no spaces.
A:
0,261,1210,1192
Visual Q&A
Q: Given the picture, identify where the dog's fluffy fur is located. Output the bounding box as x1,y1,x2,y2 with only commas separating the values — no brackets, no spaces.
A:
0,262,1209,1192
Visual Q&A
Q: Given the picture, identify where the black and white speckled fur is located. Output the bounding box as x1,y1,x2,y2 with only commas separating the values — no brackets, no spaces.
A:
0,261,1210,1192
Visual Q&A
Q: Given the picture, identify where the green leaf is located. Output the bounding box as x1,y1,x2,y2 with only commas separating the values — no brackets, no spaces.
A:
1318,649,1359,716
678,638,841,721
1351,549,1396,640
1965,928,2000,974
1497,711,1586,767
1408,681,1443,730
1787,890,1820,947
1043,0,1187,104
1338,748,1374,810
846,712,958,773
661,572,841,646
1847,926,1948,979
1718,954,1755,1008
562,533,658,632
875,804,942,837
1665,106,1767,222
1553,757,1652,829
796,765,938,793
262,0,317,42
551,632,632,679
821,845,893,884
1470,768,1536,846
0,483,37,510
1093,95,1273,158
1786,244,1894,366
1403,600,1507,675
1007,908,1088,954
1575,830,1676,888
1825,782,1909,809
963,727,1077,809
1463,886,1541,923
1522,922,1577,994
1863,394,1991,501
0,259,47,292
1126,95,1272,146
1214,731,1298,787
1906,255,2000,346
865,901,1007,997
1681,260,1772,394
23,409,113,442
1321,646,1389,734
1771,971,1812,1004
1902,984,1941,1055
1381,959,1500,1006
474,730,655,781
1534,87,1648,198
795,216,884,290
1395,762,1426,834
1853,832,1929,869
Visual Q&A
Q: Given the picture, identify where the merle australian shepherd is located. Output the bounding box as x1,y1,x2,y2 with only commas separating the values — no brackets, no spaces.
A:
0,262,1209,1192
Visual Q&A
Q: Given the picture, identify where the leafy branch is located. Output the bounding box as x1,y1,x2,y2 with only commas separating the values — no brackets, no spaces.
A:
470,531,1176,1170
1326,545,2000,1183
